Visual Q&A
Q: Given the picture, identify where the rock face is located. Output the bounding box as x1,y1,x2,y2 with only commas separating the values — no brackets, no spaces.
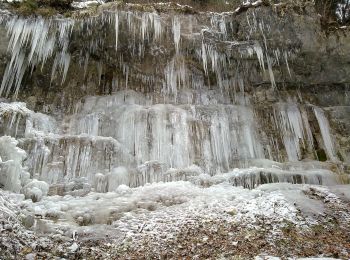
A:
0,1,349,192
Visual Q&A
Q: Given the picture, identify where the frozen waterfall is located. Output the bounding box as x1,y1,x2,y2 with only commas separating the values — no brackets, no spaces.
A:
0,5,347,198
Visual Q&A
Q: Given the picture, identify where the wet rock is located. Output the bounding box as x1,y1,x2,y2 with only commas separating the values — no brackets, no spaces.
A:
22,214,35,229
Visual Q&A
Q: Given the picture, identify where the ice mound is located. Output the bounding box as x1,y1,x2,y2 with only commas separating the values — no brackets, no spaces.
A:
22,179,49,202
21,181,311,236
0,136,27,192
0,135,49,201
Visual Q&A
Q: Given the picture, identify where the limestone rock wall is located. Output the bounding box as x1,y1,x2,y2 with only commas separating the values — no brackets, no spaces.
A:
0,2,349,191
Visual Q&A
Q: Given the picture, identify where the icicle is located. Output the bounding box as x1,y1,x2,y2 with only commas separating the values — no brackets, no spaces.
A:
201,41,208,75
83,53,90,78
226,168,335,189
97,62,103,86
164,58,178,97
172,16,181,53
275,103,313,162
123,64,129,89
163,56,188,98
254,42,265,71
140,13,148,43
284,51,292,77
313,107,337,161
210,14,227,39
153,13,162,41
51,51,71,84
1,17,74,97
266,55,276,89
115,13,119,51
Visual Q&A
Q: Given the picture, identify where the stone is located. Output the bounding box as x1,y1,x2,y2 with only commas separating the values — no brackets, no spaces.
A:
22,214,35,229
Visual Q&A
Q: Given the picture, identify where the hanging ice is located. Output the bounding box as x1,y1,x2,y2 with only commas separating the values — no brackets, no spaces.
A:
313,107,338,162
115,13,119,51
172,16,181,53
275,103,313,161
1,17,74,97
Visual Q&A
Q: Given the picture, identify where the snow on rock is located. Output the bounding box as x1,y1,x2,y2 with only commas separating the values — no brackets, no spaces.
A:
0,189,24,223
67,242,79,252
71,0,105,9
0,101,31,115
0,101,57,138
22,179,49,202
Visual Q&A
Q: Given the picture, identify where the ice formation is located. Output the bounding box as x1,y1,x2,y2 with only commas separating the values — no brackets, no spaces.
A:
313,107,338,162
275,102,314,161
0,6,343,180
0,136,27,192
0,91,341,191
22,179,49,202
1,18,74,97
0,4,348,257
22,180,305,234
0,8,288,99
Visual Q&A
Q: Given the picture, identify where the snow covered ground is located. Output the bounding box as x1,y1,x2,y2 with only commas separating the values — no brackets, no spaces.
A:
1,180,350,259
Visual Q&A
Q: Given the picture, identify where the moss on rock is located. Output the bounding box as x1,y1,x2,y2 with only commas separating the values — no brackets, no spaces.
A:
10,0,73,17
316,149,328,162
